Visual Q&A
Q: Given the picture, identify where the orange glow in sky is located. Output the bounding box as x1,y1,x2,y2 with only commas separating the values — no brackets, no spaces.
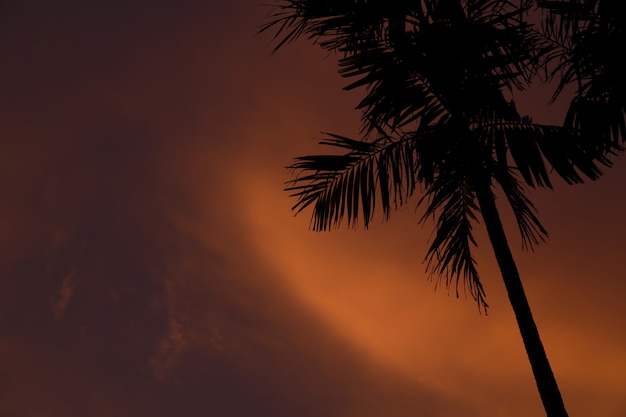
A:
0,2,625,417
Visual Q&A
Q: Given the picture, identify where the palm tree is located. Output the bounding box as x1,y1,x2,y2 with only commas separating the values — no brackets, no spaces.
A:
261,1,615,416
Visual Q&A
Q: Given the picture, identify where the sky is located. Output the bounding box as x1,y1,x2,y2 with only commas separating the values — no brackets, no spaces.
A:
0,1,625,416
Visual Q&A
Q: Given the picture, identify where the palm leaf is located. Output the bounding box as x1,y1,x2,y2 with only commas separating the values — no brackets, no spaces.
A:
286,126,491,311
482,121,610,187
418,160,487,312
493,167,549,251
286,131,420,230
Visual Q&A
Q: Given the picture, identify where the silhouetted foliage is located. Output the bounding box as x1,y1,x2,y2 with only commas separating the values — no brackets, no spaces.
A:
540,0,626,152
262,1,624,416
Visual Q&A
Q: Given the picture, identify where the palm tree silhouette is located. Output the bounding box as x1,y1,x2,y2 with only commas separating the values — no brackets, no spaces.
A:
262,1,621,416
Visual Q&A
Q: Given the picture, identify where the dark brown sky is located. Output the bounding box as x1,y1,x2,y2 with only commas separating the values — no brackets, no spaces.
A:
0,1,625,416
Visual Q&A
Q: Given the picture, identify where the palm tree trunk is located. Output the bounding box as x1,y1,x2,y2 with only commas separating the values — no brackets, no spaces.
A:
474,180,569,417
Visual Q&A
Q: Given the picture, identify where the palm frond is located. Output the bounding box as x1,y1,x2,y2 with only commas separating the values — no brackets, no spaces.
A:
419,165,487,312
286,125,490,311
337,45,448,132
259,0,408,54
285,132,420,230
482,121,610,187
494,167,549,251
565,96,626,153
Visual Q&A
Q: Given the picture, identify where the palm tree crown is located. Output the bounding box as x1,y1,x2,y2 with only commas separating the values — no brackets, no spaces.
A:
262,0,607,311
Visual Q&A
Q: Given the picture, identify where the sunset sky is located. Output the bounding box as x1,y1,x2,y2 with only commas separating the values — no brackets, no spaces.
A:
1,1,625,416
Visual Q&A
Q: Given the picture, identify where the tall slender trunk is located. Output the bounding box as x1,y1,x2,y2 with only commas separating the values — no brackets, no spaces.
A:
474,180,569,417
